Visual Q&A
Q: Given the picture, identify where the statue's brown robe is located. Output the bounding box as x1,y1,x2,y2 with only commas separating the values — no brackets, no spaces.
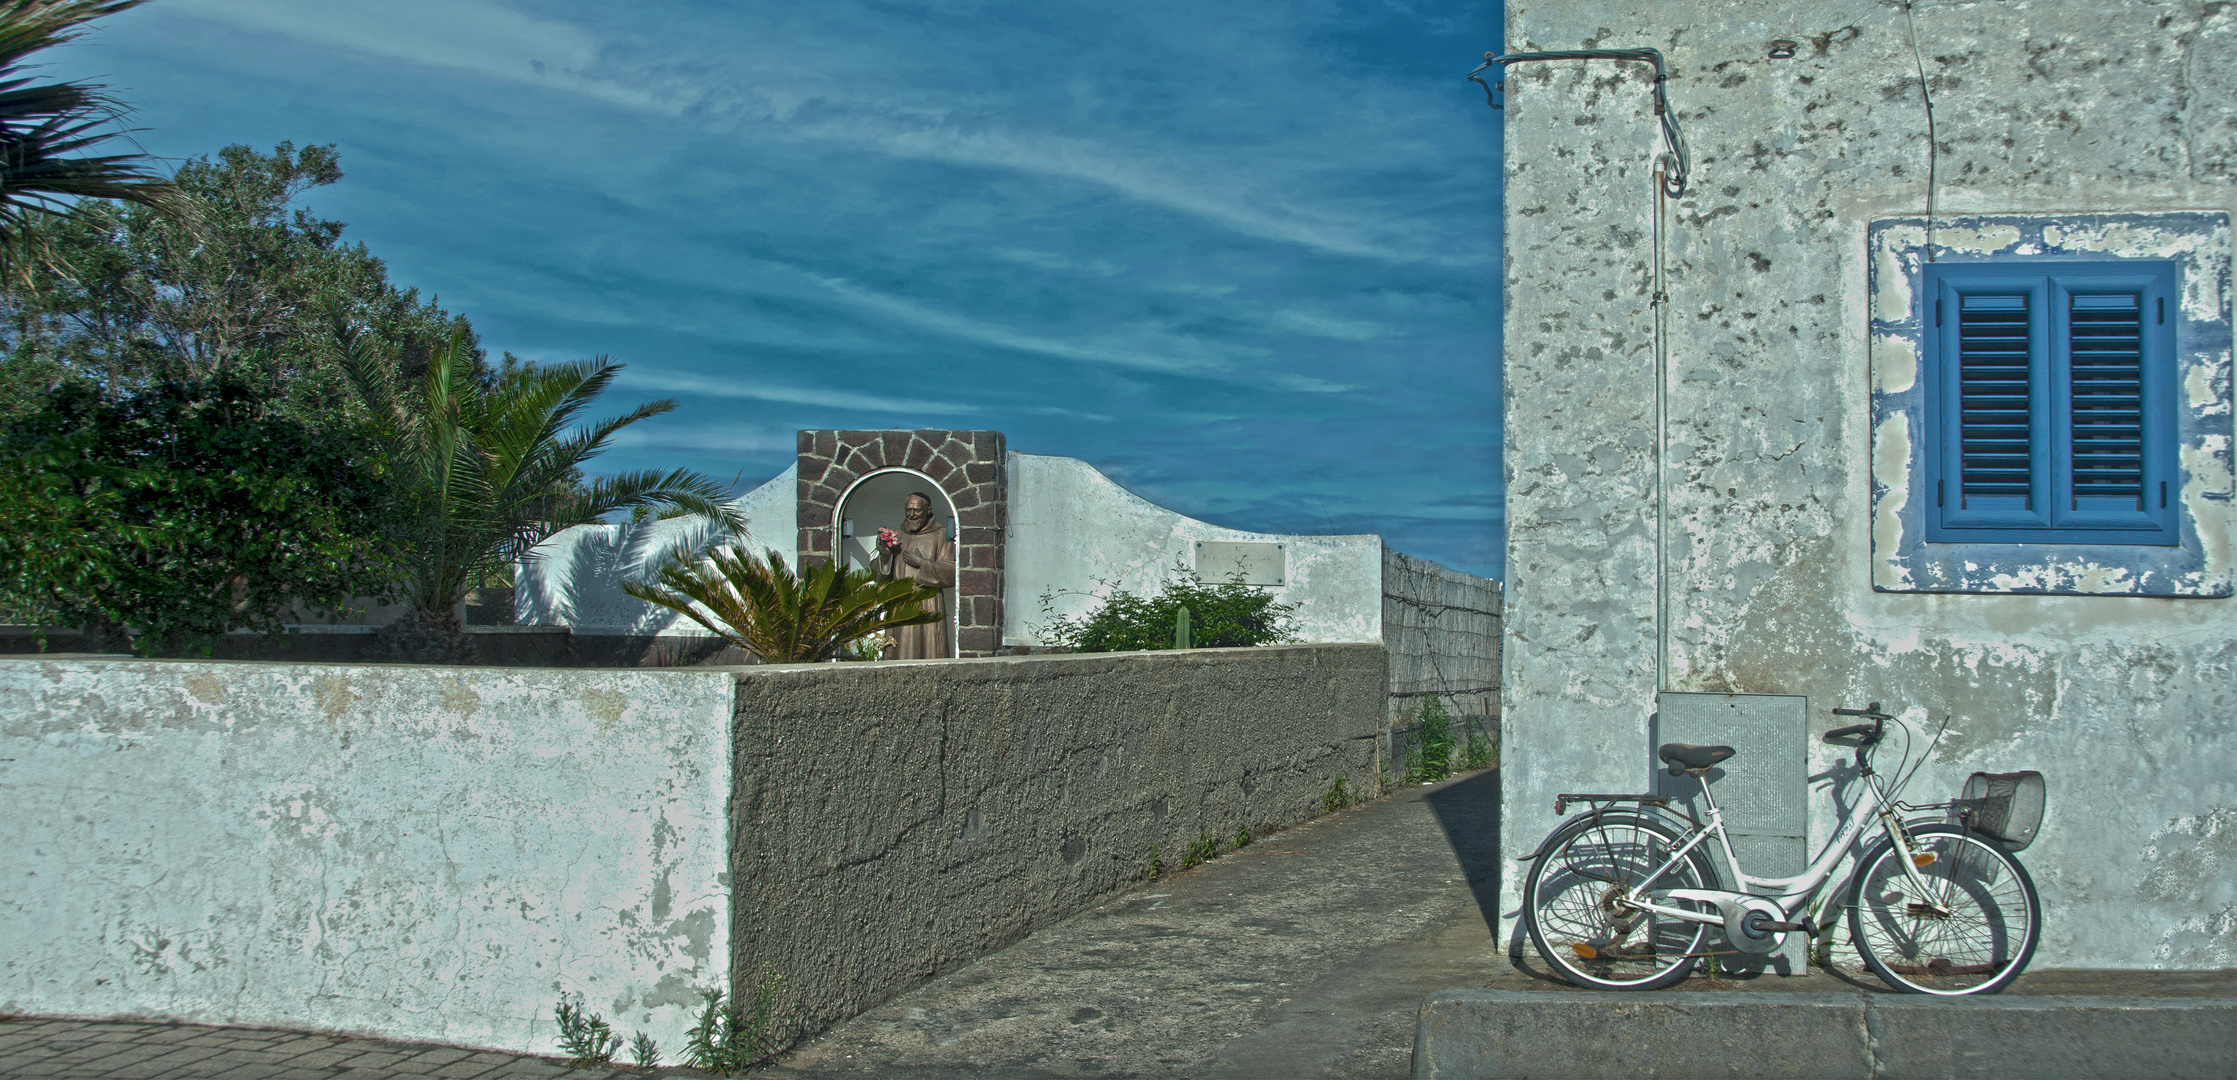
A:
880,524,955,659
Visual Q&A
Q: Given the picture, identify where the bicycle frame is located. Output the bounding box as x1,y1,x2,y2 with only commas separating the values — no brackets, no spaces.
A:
1615,756,1948,928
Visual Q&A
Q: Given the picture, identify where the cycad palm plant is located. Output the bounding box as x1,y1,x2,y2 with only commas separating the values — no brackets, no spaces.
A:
337,318,743,660
0,1,175,252
623,547,941,663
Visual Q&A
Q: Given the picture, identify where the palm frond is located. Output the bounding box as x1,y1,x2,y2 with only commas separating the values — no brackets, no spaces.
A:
0,1,173,255
623,547,940,663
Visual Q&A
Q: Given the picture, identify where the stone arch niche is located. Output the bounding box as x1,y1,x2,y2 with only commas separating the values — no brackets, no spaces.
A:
833,469,959,658
796,430,1007,657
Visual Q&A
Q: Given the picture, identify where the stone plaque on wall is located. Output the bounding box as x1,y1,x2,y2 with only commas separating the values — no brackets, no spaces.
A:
1194,541,1285,586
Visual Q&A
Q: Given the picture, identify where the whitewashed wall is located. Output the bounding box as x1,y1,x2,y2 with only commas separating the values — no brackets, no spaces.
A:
514,465,796,634
0,658,735,1054
1498,0,2237,967
1003,452,1384,645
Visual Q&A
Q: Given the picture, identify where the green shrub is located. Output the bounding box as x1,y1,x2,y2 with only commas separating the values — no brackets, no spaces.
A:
1457,712,1499,770
1037,571,1298,653
1404,697,1456,785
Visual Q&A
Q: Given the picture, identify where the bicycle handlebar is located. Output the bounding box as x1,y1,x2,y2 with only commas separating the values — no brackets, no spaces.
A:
1825,702,1892,746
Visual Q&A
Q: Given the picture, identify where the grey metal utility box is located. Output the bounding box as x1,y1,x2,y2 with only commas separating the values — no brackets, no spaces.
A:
1655,691,1809,974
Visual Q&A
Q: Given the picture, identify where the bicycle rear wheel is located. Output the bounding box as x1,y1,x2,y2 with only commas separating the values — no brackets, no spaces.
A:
1523,813,1719,990
1849,824,2040,995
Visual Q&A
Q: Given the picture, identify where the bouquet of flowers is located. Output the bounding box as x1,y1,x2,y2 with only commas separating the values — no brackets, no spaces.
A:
877,527,900,549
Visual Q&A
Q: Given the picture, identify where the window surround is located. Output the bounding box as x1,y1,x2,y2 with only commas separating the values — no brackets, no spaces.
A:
1869,213,2233,597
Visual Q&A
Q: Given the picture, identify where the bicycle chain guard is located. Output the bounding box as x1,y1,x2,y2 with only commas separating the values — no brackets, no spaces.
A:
1660,889,1792,954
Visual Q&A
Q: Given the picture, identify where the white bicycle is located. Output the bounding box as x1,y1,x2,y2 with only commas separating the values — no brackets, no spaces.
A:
1520,703,2046,995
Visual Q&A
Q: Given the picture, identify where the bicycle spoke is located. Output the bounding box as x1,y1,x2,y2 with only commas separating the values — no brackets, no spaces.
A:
1854,829,2037,995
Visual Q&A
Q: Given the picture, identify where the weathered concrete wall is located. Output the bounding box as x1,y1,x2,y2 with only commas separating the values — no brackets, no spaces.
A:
1006,452,1385,645
726,643,1386,1045
514,465,796,634
0,659,735,1054
1382,547,1502,723
1500,1,2237,966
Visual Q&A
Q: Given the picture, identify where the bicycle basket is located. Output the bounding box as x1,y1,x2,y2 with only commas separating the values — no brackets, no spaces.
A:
1956,770,2046,851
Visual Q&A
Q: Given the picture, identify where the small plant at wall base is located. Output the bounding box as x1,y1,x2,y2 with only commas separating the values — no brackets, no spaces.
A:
683,966,784,1074
554,994,621,1067
1324,777,1353,812
1036,570,1299,652
1404,696,1456,785
1183,830,1218,870
1457,712,1498,771
1234,824,1252,850
1145,844,1163,880
630,1031,660,1070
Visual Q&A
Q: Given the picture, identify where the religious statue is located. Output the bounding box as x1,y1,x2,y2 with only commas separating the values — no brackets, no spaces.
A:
878,492,956,659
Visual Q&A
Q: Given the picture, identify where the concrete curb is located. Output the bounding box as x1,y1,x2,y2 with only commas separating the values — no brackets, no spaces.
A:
1412,989,2237,1079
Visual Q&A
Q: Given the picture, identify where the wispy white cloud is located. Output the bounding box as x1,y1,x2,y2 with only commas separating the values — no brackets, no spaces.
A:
1273,374,1357,394
168,1,1473,266
989,247,1123,277
603,422,797,456
615,364,982,415
1269,309,1392,342
807,273,1236,375
172,0,675,111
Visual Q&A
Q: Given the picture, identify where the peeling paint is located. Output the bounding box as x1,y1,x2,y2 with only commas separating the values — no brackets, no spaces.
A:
1502,0,2237,970
1869,212,2234,598
1,658,736,1055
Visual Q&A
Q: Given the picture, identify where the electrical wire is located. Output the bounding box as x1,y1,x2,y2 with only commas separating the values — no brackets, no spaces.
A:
1468,46,1690,689
1903,1,1938,261
1467,48,1690,198
1652,154,1674,692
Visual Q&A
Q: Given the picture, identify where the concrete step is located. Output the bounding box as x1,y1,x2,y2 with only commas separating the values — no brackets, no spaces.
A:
1412,989,2237,1079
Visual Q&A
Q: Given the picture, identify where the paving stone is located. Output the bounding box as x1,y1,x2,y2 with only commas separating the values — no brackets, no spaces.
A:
428,1059,505,1078
283,1044,365,1069
408,1046,471,1066
202,1064,287,1080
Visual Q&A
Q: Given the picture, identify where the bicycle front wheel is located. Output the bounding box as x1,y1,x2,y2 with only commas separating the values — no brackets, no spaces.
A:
1849,824,2040,995
1523,812,1719,990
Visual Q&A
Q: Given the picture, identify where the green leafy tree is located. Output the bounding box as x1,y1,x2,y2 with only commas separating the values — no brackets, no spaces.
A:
622,546,941,663
0,141,469,421
0,0,175,254
1038,572,1300,653
337,320,743,661
0,373,397,654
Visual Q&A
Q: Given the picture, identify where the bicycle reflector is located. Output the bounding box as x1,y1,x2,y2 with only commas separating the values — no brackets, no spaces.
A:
1957,771,2046,851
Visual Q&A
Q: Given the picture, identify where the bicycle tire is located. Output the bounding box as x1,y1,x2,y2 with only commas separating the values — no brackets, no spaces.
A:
1523,811,1721,990
1848,823,2040,995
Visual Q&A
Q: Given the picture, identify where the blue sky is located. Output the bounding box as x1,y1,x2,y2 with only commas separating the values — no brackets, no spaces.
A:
52,0,1506,577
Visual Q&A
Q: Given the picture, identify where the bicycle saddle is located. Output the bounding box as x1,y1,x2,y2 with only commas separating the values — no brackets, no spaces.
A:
1659,743,1736,774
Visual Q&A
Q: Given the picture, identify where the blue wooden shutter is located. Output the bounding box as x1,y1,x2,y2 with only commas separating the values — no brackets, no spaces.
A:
1956,294,2034,509
2066,293,2145,511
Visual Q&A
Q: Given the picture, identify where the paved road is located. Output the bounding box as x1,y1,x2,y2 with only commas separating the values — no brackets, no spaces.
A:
0,1016,645,1079
21,766,2220,1079
758,768,1507,1079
